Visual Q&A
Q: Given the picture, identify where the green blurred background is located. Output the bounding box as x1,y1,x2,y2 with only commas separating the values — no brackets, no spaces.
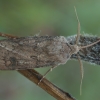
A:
0,0,100,100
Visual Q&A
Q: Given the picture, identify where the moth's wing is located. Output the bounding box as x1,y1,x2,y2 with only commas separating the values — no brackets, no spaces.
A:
0,38,55,70
0,38,38,70
0,36,71,70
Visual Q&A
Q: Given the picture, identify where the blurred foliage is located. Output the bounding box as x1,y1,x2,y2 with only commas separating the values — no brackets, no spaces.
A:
0,0,100,100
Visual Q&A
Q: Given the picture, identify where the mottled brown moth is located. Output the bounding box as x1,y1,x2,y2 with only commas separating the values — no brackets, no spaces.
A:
0,7,100,95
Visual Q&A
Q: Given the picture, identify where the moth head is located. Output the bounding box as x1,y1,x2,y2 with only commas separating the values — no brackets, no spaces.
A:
70,45,80,55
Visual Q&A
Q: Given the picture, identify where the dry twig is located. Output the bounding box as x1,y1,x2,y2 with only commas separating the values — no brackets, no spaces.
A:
18,69,75,100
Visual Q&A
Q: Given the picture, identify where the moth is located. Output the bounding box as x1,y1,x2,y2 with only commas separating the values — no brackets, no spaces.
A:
0,7,100,94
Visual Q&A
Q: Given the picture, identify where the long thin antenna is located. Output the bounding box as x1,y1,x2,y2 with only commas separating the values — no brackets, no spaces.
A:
74,6,81,45
77,54,84,95
80,39,100,49
74,6,84,95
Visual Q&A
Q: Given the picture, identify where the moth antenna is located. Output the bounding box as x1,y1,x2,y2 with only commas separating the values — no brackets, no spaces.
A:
74,6,100,50
80,39,100,49
74,6,83,95
77,54,84,95
74,6,81,45
38,66,56,85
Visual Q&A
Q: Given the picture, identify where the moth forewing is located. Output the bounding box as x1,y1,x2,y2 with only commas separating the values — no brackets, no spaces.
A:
0,36,72,70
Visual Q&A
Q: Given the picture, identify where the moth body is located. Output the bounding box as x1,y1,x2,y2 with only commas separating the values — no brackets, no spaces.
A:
0,36,74,70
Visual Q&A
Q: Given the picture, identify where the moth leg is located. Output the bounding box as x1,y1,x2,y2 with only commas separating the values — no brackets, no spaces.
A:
38,66,56,85
74,6,81,45
0,32,18,39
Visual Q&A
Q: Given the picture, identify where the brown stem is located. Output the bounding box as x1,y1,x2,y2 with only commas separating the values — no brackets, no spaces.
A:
18,69,75,100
